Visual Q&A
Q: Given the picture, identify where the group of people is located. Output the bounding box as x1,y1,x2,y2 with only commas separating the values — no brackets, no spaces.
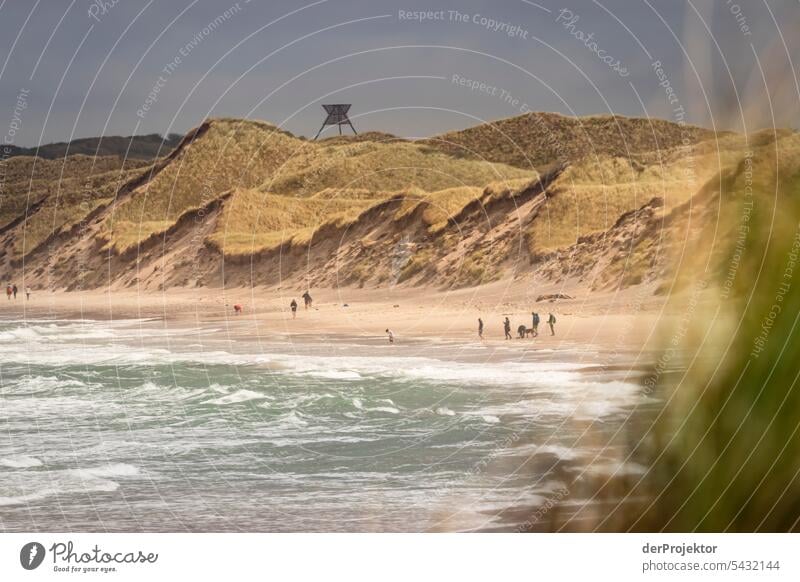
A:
232,290,313,317
384,312,556,345
256,288,557,346
5,284,30,300
289,291,313,318
491,312,556,340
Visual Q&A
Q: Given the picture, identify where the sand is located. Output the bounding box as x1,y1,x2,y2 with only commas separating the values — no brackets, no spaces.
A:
0,280,670,355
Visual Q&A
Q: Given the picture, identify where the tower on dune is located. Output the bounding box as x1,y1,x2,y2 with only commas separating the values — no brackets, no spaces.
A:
314,104,357,139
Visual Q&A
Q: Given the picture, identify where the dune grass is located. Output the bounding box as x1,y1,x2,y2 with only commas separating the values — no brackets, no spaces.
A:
527,147,751,253
207,188,375,256
392,186,482,230
0,155,147,231
108,119,308,251
1,158,150,258
425,111,721,170
611,133,800,531
264,140,532,197
209,178,537,257
107,118,534,253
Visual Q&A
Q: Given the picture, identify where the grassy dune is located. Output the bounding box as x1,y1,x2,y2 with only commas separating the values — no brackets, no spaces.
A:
13,165,148,257
209,181,525,256
527,144,751,253
209,188,375,255
0,156,151,264
107,120,306,248
426,112,720,169
107,118,534,253
0,155,147,230
265,141,531,197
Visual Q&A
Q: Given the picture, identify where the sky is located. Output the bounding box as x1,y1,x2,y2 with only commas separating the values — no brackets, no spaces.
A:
1,0,798,146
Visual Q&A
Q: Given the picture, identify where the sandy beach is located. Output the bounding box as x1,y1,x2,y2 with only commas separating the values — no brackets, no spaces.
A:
0,281,668,354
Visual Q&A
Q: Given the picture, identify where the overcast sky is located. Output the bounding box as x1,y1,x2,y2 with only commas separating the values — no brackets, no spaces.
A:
1,0,797,146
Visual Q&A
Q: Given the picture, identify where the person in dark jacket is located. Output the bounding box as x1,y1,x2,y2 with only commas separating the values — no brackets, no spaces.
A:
302,291,312,310
478,318,484,340
503,317,512,340
290,299,298,318
548,313,556,336
531,312,540,337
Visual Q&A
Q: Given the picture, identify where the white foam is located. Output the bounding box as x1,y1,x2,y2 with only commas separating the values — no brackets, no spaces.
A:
0,320,605,393
0,463,139,506
0,455,43,468
279,410,308,427
305,370,362,380
0,375,88,395
0,319,644,425
72,463,140,479
204,390,265,405
369,406,400,414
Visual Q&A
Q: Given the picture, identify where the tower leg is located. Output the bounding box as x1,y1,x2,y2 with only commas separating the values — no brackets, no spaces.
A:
313,124,325,140
347,120,357,135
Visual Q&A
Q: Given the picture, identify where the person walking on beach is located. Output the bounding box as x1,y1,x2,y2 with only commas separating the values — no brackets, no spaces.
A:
12,284,17,300
6,285,11,300
386,329,394,344
290,299,298,319
478,317,484,340
548,313,556,336
531,312,540,337
503,317,512,340
302,291,313,310
25,287,31,300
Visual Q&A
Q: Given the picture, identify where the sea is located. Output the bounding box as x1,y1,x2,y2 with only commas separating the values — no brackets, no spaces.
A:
0,317,655,531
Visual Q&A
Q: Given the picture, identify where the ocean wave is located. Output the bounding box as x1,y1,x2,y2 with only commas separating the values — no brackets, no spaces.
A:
0,463,139,506
0,375,89,395
368,406,400,414
204,389,267,406
305,370,363,380
72,463,140,479
0,320,644,429
0,455,43,468
0,321,596,388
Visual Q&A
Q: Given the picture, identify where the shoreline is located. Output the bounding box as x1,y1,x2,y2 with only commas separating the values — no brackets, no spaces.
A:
0,284,668,355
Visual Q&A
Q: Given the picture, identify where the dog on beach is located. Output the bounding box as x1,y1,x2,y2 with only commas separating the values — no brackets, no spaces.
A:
517,325,534,338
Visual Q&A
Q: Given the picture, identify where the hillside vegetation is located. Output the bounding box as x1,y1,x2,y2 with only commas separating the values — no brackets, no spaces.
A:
105,118,533,253
3,133,182,160
0,111,761,292
424,111,720,169
0,155,152,263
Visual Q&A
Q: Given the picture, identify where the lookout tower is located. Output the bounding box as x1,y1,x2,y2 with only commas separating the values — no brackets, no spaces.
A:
314,104,357,139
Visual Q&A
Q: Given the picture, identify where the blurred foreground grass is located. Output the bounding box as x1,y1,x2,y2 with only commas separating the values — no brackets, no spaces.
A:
622,135,800,531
